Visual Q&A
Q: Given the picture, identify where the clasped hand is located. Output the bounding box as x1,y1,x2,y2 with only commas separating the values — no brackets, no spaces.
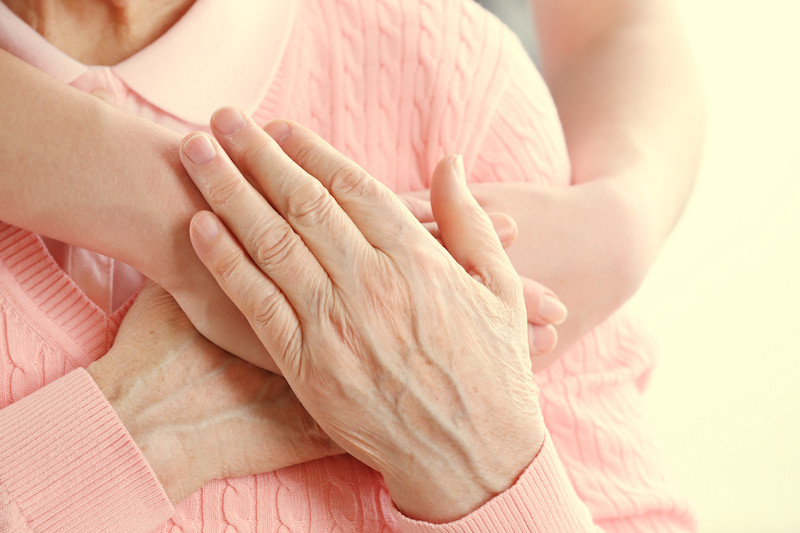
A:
177,108,546,522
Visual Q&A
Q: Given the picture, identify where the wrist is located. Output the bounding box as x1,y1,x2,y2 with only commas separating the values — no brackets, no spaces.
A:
382,419,545,523
87,353,205,504
89,109,209,286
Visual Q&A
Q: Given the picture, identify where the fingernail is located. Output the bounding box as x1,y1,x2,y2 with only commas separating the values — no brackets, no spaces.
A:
533,325,558,354
539,295,568,324
212,107,246,136
194,212,220,241
183,134,216,165
265,120,291,143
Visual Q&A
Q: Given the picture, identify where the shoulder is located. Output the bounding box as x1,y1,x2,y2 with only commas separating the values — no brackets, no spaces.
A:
275,0,564,189
295,0,528,99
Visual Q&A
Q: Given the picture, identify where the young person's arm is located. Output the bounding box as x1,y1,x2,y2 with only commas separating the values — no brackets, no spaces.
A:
465,0,703,369
0,51,184,260
0,48,563,370
0,48,276,370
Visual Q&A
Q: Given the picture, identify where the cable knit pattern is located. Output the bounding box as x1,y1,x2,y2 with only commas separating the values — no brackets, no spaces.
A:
0,0,694,530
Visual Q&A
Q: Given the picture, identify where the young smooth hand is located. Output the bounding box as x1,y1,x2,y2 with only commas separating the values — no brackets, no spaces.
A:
87,282,342,505
180,108,546,523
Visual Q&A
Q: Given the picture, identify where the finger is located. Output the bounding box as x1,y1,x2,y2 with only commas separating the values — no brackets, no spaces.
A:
421,222,441,242
188,210,302,364
398,194,434,224
521,276,568,326
180,132,329,317
429,155,519,302
421,213,515,249
261,119,426,250
528,323,558,356
399,188,430,201
209,108,376,280
489,213,518,248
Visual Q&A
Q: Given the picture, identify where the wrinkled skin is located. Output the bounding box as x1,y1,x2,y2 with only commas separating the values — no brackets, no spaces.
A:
88,282,341,504
181,108,546,523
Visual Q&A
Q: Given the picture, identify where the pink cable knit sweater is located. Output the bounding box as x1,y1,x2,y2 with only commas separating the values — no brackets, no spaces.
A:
0,0,694,530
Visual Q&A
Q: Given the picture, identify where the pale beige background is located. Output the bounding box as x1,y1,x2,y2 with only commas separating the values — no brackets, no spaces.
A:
630,1,800,531
481,0,800,531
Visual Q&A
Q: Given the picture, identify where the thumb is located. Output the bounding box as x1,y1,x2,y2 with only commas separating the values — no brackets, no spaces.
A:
430,155,518,299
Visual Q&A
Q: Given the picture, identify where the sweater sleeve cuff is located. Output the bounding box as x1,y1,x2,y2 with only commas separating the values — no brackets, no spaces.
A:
389,433,597,533
0,368,174,532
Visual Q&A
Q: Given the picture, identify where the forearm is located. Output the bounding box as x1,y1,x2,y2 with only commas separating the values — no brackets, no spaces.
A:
466,0,704,362
0,51,278,369
533,0,704,267
0,49,204,283
470,181,641,368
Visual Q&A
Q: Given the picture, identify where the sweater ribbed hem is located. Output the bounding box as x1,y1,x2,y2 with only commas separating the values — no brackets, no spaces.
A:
0,223,115,361
390,434,597,533
0,369,174,532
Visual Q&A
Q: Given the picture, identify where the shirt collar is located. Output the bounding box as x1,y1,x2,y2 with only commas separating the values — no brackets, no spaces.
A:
0,0,296,125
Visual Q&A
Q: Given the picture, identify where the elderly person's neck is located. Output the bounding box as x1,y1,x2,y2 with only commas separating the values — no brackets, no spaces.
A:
3,0,196,65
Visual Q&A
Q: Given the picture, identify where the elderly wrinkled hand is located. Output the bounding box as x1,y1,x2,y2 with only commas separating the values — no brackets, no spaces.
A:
398,192,567,359
87,282,341,505
179,108,546,523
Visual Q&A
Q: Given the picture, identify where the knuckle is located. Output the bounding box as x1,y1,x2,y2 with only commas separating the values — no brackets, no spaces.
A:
285,181,333,225
206,175,245,208
250,291,285,330
211,247,245,283
239,139,273,171
250,223,301,269
290,137,319,167
328,165,370,199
